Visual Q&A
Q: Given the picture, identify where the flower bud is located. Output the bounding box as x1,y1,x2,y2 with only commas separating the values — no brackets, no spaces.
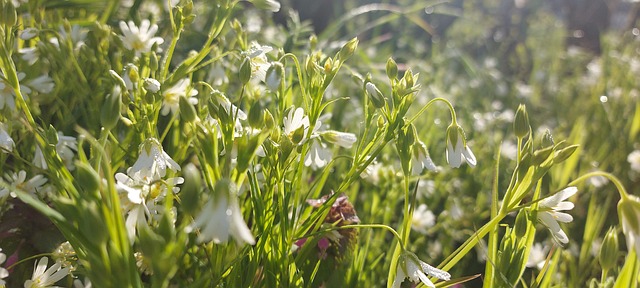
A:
239,56,252,85
74,162,101,196
179,96,197,122
514,104,530,138
553,144,579,164
599,226,619,271
265,62,283,91
248,101,264,128
143,78,161,93
386,57,398,80
291,125,306,144
101,86,122,129
0,1,17,26
514,210,529,238
149,52,159,72
541,130,554,148
532,146,554,166
618,194,640,262
365,82,386,108
20,28,38,40
324,58,333,74
181,163,202,214
250,0,281,12
338,37,358,60
322,131,357,148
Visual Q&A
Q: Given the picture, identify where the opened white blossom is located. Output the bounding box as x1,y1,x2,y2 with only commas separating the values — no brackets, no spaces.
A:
445,124,476,168
411,141,437,175
526,242,549,270
129,138,181,182
411,204,436,235
537,186,577,245
628,150,640,173
0,248,8,286
0,123,14,152
618,194,640,262
119,19,164,56
23,257,71,288
243,42,273,81
190,181,255,245
283,107,310,139
161,78,198,116
392,251,451,288
116,171,183,242
1,170,48,198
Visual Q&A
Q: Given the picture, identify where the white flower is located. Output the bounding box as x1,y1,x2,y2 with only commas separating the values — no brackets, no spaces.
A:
19,47,39,65
129,138,181,182
412,141,437,175
33,146,48,169
243,42,272,82
526,243,549,270
618,194,640,262
283,107,310,139
161,78,198,116
27,74,55,94
628,150,640,173
190,181,255,245
0,123,14,153
1,170,48,198
119,19,164,56
56,132,78,170
304,140,332,170
23,257,71,288
0,248,8,286
73,277,92,288
445,124,476,168
411,204,435,234
537,187,577,245
392,251,450,288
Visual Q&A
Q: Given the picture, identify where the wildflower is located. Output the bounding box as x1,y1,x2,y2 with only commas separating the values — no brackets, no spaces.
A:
283,107,310,139
26,74,55,94
143,78,160,93
321,130,357,148
19,47,38,65
526,243,549,270
445,123,476,168
618,194,640,261
0,123,14,152
628,150,640,173
129,138,181,182
33,146,48,169
411,141,437,175
242,42,272,82
0,248,8,286
119,19,164,56
1,170,48,198
190,179,255,245
411,204,435,234
72,278,92,288
23,257,71,288
20,27,38,40
392,251,451,288
537,187,577,245
56,132,78,170
161,78,198,116
304,140,332,170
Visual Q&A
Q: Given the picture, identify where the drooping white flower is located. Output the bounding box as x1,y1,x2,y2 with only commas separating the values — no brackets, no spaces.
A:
411,141,437,175
618,194,640,262
33,145,48,169
321,130,357,148
20,28,38,40
537,186,577,245
445,124,476,168
161,78,198,116
1,170,48,198
0,123,14,153
411,204,436,235
129,138,181,182
26,74,55,94
0,248,8,286
56,132,78,170
190,180,255,245
304,140,332,170
392,251,451,288
628,150,640,173
119,19,164,56
19,47,39,65
23,257,71,288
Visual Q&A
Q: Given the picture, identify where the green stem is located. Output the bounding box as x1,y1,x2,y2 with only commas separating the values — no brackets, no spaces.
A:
567,171,629,199
407,97,457,126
